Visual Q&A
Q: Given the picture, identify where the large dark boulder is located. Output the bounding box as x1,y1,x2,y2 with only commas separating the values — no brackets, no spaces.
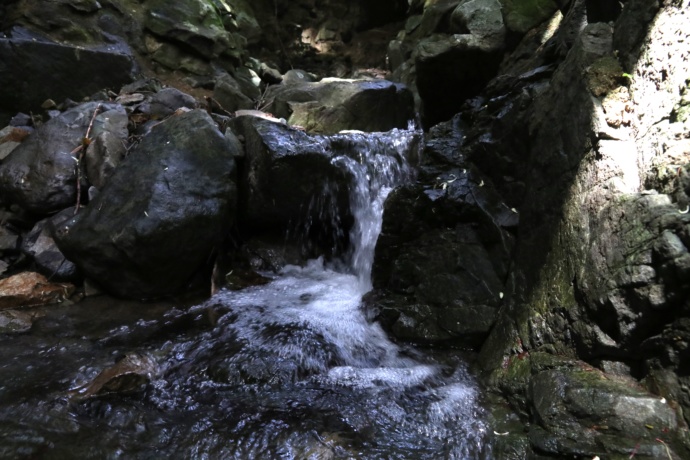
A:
367,166,517,348
0,28,136,123
54,110,238,299
0,102,126,214
228,115,349,228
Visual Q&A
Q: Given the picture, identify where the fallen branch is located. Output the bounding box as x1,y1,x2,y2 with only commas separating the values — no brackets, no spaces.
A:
72,103,102,215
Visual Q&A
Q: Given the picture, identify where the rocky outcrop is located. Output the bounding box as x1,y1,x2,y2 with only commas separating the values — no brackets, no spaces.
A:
367,162,516,347
54,110,239,299
525,354,684,459
362,0,690,456
389,0,509,126
447,0,690,456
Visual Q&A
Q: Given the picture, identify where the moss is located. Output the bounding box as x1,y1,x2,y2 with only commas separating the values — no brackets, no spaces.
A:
60,24,102,44
500,0,560,34
671,79,690,122
587,55,625,97
505,354,532,381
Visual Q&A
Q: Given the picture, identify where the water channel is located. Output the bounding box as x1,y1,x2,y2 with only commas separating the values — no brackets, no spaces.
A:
0,126,490,459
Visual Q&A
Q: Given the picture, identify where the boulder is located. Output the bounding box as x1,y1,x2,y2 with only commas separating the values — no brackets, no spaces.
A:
282,69,317,85
263,78,415,134
367,166,516,347
220,0,262,45
138,88,198,119
404,1,462,40
145,0,237,60
54,110,239,299
0,28,136,121
227,114,421,260
450,0,506,46
0,102,125,214
212,74,255,113
147,38,214,75
529,366,683,458
227,115,352,255
21,209,79,282
499,0,560,34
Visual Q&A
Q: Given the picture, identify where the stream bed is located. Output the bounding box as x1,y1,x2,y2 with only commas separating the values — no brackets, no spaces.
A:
0,125,493,459
0,267,489,459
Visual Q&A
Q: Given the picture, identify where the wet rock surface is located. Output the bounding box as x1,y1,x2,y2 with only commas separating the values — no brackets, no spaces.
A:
228,114,420,259
0,272,74,309
54,110,239,299
1,0,690,458
0,102,125,214
21,209,79,282
367,168,516,348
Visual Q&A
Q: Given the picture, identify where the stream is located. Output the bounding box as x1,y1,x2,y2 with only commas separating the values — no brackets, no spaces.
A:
0,126,490,459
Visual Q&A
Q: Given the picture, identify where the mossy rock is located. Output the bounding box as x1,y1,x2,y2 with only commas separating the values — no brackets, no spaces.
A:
586,55,625,97
499,0,560,34
145,0,232,59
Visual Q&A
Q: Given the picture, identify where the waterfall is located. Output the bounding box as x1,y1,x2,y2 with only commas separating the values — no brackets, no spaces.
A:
328,128,418,290
142,125,489,458
0,125,488,459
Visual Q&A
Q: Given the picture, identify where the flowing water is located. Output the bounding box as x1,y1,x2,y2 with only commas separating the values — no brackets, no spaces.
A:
0,127,489,459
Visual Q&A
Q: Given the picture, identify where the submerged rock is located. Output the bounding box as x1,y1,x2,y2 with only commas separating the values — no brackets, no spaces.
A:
70,353,158,400
0,309,40,334
54,110,239,299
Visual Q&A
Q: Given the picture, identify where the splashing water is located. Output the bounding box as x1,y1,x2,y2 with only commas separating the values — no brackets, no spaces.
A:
0,125,489,459
328,128,417,290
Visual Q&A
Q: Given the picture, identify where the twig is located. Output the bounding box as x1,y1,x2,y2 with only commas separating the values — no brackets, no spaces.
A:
204,96,233,117
656,438,673,460
629,442,639,458
74,103,102,215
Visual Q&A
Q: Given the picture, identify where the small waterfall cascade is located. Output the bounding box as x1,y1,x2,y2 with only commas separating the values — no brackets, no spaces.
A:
328,127,418,291
0,125,489,459
141,124,489,457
